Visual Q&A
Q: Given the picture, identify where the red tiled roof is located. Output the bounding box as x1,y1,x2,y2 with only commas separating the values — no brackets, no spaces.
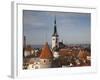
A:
78,50,88,59
59,49,79,57
40,42,53,59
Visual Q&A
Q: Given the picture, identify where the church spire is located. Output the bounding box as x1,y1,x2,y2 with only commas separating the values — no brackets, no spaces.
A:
52,16,59,50
52,16,58,37
54,16,57,34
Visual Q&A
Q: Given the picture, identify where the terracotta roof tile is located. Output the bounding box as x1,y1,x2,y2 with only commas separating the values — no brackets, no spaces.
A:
59,49,79,57
40,42,53,59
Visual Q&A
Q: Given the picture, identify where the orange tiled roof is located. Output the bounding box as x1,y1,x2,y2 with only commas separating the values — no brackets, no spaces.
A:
59,49,79,57
78,49,88,59
40,42,53,59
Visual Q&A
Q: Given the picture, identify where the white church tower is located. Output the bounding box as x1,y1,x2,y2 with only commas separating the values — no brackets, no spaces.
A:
52,16,59,49
52,17,59,58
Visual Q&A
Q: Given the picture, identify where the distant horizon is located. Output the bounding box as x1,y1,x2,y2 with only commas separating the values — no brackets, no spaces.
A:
25,43,90,49
23,10,91,45
26,43,91,46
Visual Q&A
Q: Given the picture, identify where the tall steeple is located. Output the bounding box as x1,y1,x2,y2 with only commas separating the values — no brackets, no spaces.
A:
52,16,58,37
52,16,59,50
54,16,57,33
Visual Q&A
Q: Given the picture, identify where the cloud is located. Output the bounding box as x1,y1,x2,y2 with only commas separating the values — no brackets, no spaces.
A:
23,10,91,45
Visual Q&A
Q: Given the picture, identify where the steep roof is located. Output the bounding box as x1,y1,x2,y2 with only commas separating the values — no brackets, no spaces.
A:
40,42,53,59
78,49,88,59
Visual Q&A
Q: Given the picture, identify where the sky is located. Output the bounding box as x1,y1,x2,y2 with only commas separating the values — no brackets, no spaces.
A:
23,10,91,45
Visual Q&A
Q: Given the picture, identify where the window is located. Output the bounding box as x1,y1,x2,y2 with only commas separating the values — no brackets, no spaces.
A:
32,65,34,68
44,60,46,63
35,66,39,69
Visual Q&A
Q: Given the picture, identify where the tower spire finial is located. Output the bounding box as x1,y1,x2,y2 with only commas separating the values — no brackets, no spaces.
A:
54,16,56,25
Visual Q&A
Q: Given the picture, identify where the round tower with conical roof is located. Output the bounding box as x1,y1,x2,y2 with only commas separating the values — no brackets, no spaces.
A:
39,42,53,68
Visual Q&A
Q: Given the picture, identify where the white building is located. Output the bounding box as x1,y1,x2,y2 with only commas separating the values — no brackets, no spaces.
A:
27,58,40,69
24,47,35,57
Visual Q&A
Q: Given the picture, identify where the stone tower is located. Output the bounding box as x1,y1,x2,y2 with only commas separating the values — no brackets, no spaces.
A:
40,42,53,68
